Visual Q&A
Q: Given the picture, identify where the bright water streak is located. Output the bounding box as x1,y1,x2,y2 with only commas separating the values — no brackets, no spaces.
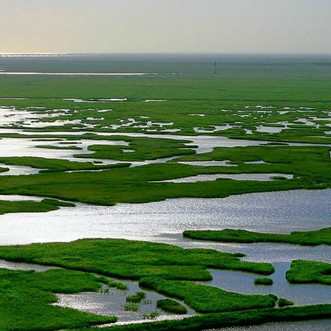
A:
0,189,330,263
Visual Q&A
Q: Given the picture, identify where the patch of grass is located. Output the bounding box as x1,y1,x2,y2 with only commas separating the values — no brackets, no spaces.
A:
0,198,74,215
124,303,139,312
0,239,274,281
0,61,331,100
157,299,188,314
278,298,294,307
0,145,329,209
0,156,130,172
35,144,82,150
108,281,128,290
286,260,331,285
183,227,331,246
140,277,277,313
77,304,331,331
178,145,331,185
76,136,195,161
2,71,331,145
255,277,273,286
126,291,146,303
97,276,128,290
143,311,160,320
0,268,116,331
0,162,309,206
0,167,9,173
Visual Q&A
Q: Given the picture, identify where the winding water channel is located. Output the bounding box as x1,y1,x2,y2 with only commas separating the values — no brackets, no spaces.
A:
0,106,330,330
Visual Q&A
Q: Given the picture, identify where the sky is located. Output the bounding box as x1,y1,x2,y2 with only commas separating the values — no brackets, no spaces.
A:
1,0,331,54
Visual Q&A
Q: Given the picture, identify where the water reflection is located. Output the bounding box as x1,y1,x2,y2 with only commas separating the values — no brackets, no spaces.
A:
0,189,329,263
159,173,293,183
208,263,331,305
55,280,193,323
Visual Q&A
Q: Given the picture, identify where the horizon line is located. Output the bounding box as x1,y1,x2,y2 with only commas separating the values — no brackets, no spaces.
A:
1,52,331,57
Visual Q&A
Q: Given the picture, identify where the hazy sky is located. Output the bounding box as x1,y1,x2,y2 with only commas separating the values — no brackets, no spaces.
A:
1,0,331,54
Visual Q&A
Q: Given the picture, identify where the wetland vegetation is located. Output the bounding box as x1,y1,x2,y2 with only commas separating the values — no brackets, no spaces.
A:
183,228,331,246
0,56,330,330
0,268,116,330
0,239,275,277
0,156,130,172
140,277,278,313
255,277,274,286
286,260,331,285
0,198,74,215
156,299,188,314
78,304,331,331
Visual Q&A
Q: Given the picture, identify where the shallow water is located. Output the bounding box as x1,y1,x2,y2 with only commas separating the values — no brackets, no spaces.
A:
0,259,55,272
194,124,234,134
256,126,285,134
0,163,40,176
178,161,237,167
0,106,274,162
0,189,330,263
208,263,331,305
56,280,193,323
0,107,330,329
64,98,128,103
159,173,293,183
0,255,192,323
0,137,128,161
2,127,269,154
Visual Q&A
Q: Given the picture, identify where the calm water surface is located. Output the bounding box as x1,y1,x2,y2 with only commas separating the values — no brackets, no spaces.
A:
0,189,330,263
208,263,331,305
0,107,330,329
56,280,194,323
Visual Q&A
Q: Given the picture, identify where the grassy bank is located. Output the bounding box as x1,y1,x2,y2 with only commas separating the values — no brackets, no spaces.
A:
0,268,116,331
140,277,277,313
0,156,130,172
286,260,331,285
156,299,187,314
255,277,273,285
0,162,315,206
76,136,195,161
77,304,331,331
0,239,274,279
0,198,74,215
0,144,328,208
183,227,331,246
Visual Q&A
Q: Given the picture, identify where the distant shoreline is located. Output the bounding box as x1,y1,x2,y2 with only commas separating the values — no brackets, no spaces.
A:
0,72,155,76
